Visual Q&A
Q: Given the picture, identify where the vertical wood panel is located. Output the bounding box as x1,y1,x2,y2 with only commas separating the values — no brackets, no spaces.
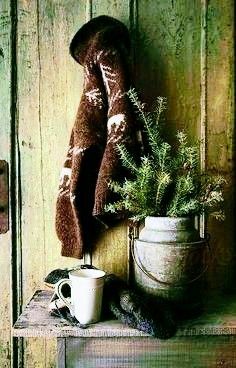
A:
0,0,12,366
37,1,87,366
7,1,235,367
92,0,129,24
18,0,44,301
17,1,46,366
136,0,235,293
90,0,131,280
136,0,201,141
17,1,87,367
37,0,86,279
65,336,236,368
206,0,235,291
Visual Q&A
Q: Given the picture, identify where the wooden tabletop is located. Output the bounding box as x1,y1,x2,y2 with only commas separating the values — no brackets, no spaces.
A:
12,290,236,338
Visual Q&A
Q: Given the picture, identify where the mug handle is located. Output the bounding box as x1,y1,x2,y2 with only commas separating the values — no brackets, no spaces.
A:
55,278,73,315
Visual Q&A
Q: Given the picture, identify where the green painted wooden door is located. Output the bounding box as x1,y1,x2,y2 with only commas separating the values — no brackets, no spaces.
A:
0,1,234,367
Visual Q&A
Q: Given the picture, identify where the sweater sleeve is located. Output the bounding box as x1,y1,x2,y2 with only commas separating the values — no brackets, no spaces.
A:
93,47,137,220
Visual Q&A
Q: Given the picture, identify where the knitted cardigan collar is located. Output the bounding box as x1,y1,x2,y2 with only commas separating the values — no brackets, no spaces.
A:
56,16,138,259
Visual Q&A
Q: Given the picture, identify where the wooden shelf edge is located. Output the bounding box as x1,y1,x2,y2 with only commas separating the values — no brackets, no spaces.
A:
12,290,236,339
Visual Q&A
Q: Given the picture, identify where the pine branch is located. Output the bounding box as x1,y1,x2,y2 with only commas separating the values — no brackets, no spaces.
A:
154,96,167,126
157,142,171,171
116,144,138,174
167,175,196,217
155,171,171,213
127,89,151,130
105,89,226,221
127,89,163,156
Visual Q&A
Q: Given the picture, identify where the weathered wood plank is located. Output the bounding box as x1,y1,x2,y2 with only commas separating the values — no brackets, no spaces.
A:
13,290,236,338
0,0,12,366
92,221,129,280
135,0,235,294
57,338,66,368
17,1,88,367
17,0,47,367
205,0,235,292
65,336,236,368
13,290,149,338
0,160,9,233
37,0,86,274
11,290,236,367
136,0,201,141
90,0,131,281
34,0,129,278
92,0,129,25
10,1,235,367
18,0,45,301
36,2,88,364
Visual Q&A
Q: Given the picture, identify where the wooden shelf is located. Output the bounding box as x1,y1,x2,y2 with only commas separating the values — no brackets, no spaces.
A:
12,290,236,339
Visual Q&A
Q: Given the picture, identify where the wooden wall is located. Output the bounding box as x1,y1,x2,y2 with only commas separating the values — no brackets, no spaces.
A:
0,1,12,366
0,0,234,367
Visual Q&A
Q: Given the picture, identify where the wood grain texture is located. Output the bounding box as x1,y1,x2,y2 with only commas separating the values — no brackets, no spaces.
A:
16,1,131,366
36,0,86,277
205,0,235,292
87,0,130,280
136,0,201,140
17,1,85,367
18,1,47,366
136,0,235,293
64,336,236,368
0,160,9,233
57,338,66,368
1,1,234,367
92,0,129,25
0,0,12,366
35,2,88,365
13,290,236,338
92,221,129,280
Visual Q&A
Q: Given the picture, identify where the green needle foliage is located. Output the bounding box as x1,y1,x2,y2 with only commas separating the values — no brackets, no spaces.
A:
105,88,226,222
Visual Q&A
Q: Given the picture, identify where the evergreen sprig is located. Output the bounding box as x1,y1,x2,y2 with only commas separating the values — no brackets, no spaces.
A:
105,89,226,221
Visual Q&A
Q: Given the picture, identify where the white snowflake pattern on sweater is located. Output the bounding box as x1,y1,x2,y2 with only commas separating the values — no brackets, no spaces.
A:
107,113,127,143
85,88,103,109
100,64,117,96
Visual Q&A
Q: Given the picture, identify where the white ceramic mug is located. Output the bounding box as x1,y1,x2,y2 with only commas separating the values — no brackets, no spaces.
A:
55,268,106,325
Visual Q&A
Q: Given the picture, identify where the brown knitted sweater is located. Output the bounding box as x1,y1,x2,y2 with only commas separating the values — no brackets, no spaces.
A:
55,16,139,259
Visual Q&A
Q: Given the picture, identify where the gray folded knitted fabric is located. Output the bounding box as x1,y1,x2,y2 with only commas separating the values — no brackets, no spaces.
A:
103,274,177,339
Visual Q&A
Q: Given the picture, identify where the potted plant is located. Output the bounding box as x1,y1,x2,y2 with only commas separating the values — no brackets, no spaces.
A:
105,89,226,310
